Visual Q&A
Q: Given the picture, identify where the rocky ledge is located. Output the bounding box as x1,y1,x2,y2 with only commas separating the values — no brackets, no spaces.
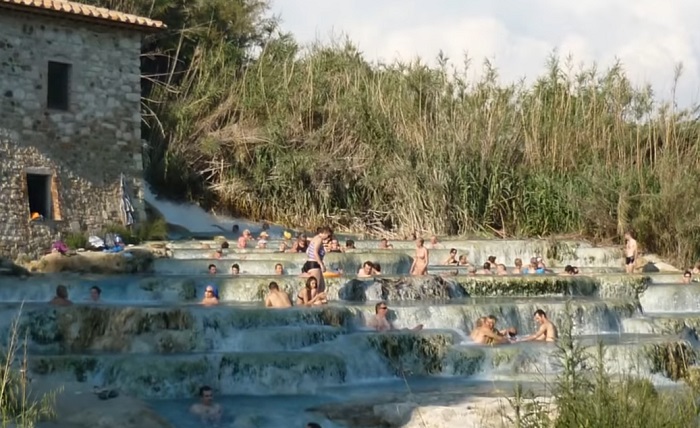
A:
24,250,154,274
309,389,554,428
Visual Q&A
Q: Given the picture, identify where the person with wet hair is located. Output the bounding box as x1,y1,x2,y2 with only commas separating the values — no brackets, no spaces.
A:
190,385,222,424
265,282,291,308
50,285,72,306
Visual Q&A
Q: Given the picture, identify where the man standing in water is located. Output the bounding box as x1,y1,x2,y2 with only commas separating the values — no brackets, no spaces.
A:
624,230,638,274
190,385,222,425
521,309,558,342
409,238,429,276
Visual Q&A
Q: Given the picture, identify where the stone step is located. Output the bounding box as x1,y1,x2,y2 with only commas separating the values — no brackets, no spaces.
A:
639,283,700,313
4,300,643,354
24,332,693,399
0,273,648,303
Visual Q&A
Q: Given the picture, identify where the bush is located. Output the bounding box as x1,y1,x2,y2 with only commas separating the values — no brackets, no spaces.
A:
506,302,699,428
103,218,168,245
1,307,58,427
63,233,88,250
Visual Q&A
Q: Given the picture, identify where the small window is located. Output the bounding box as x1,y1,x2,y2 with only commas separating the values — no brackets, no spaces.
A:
47,61,71,110
26,173,53,220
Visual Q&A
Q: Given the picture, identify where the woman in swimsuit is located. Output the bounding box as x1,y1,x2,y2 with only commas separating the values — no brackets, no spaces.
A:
409,238,429,276
296,276,327,306
302,226,332,292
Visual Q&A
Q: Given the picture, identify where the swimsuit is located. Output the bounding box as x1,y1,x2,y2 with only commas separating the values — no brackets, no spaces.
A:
302,240,325,272
625,256,635,265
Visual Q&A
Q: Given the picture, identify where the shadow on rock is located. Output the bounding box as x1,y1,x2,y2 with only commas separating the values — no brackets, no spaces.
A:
0,257,30,276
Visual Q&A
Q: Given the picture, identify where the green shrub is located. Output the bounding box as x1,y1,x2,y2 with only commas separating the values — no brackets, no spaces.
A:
63,233,88,250
1,308,59,427
506,302,699,428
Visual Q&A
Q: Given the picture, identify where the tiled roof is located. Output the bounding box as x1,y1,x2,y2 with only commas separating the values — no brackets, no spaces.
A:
0,0,166,30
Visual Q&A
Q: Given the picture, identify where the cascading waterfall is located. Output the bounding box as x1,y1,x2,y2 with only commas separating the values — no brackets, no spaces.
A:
2,213,693,428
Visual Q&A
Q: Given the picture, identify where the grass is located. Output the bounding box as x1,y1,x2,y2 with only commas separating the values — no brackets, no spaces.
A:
146,37,700,265
504,303,699,428
85,0,700,266
1,306,59,427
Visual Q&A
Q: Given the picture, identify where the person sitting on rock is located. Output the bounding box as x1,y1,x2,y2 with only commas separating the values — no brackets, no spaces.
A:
190,385,222,425
357,261,376,278
521,309,558,342
378,238,393,249
50,285,72,306
275,263,284,275
265,282,291,308
470,316,509,345
458,254,470,266
296,277,327,306
201,285,219,306
208,264,217,275
487,315,517,339
443,248,458,265
366,301,423,332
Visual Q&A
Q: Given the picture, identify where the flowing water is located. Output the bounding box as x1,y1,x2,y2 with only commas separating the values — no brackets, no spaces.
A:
7,197,695,427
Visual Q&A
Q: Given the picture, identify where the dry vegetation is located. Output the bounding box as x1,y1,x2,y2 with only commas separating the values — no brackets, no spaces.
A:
90,0,700,265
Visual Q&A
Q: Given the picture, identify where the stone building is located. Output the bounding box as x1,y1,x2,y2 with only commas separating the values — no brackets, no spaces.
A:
0,0,164,258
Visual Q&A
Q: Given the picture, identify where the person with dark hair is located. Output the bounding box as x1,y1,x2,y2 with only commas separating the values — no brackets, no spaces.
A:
683,270,693,284
89,286,102,302
521,309,557,342
190,385,222,424
366,301,423,332
265,282,291,308
50,285,72,306
208,264,217,275
307,423,322,428
201,285,219,306
302,226,333,292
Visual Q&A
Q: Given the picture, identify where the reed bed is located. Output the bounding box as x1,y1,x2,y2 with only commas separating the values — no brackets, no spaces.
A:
87,0,700,265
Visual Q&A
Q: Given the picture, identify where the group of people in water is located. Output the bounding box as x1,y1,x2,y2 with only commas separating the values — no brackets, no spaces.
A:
470,310,558,345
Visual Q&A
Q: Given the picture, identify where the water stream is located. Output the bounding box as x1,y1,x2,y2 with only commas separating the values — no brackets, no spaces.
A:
10,195,695,427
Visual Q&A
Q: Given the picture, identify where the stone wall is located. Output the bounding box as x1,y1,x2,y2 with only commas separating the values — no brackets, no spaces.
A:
0,10,146,258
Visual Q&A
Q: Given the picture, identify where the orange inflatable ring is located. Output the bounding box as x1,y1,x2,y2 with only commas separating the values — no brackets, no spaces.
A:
323,271,342,278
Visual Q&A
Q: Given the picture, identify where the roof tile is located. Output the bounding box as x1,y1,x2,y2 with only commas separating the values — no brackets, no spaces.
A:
0,0,165,30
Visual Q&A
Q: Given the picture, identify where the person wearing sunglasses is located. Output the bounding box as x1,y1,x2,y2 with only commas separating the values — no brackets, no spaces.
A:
366,302,423,332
